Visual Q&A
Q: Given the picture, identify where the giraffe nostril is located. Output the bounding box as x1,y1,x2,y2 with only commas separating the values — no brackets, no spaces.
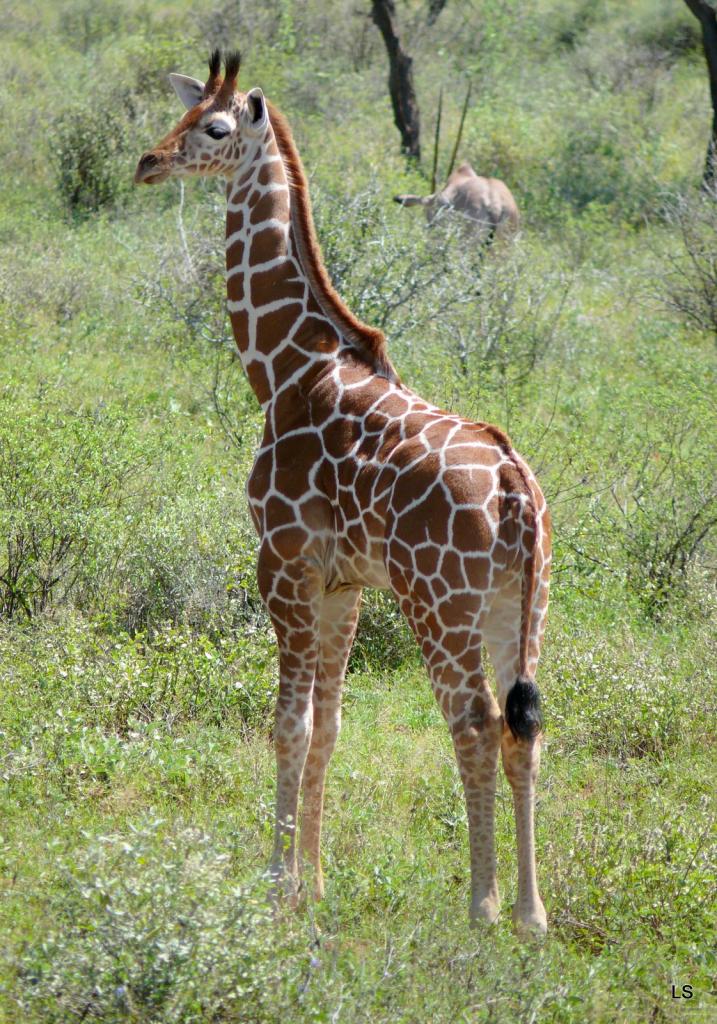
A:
139,152,159,171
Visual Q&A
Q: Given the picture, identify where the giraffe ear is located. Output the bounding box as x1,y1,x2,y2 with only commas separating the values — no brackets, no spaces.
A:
245,87,268,133
169,73,205,110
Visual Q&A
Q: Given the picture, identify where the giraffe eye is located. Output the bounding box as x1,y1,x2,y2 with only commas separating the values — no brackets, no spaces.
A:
205,124,230,140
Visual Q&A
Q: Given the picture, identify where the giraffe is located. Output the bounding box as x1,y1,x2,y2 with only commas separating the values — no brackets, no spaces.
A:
135,51,551,937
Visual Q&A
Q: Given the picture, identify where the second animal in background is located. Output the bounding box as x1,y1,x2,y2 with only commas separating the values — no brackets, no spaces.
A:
394,84,520,244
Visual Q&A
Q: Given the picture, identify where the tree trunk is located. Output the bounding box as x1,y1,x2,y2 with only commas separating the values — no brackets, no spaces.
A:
427,0,448,26
683,0,717,192
371,0,421,160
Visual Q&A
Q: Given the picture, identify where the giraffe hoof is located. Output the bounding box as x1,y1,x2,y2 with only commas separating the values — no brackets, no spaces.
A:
470,894,501,927
512,903,548,940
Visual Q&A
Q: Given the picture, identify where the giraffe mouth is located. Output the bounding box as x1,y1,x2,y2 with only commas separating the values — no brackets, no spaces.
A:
134,167,172,185
134,153,172,185
140,170,171,185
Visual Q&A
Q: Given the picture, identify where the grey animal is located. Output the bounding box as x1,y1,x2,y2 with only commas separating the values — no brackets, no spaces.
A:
394,162,520,243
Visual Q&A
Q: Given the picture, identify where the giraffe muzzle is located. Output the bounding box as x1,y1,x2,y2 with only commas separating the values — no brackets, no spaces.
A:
134,151,170,185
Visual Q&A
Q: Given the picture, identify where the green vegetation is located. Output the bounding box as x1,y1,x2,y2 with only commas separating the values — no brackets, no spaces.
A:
0,1,715,1020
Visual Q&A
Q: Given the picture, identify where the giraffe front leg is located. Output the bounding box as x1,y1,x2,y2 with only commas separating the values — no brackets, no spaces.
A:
259,553,323,905
299,586,362,899
270,655,315,905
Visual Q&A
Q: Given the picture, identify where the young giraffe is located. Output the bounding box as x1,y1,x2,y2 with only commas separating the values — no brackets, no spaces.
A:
135,51,551,936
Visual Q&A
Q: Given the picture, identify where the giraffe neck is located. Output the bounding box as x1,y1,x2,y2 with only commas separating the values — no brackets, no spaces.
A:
225,125,339,407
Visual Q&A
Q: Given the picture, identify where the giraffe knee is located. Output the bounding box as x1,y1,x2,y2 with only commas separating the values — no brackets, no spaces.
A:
502,739,541,790
310,706,341,757
274,693,313,758
449,697,502,751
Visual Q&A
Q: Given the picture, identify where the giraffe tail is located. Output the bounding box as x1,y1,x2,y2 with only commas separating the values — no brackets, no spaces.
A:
505,678,542,740
505,486,543,741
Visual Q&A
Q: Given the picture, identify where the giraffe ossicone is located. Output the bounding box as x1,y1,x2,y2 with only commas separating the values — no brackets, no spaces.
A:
135,49,552,937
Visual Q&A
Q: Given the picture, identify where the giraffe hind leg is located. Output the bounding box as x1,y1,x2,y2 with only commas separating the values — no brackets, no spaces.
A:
400,604,503,926
484,574,548,937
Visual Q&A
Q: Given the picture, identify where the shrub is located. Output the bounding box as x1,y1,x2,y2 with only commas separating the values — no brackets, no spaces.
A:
313,180,476,345
546,627,690,759
51,94,133,217
136,195,233,348
608,440,717,618
630,0,701,60
572,400,717,618
0,391,157,620
549,0,605,50
351,589,417,670
1,617,277,736
658,192,717,339
12,824,305,1023
119,488,265,637
313,181,571,392
448,240,573,386
549,115,658,221
56,0,149,52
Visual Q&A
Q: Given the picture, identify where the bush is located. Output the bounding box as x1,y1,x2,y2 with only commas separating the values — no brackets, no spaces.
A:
658,192,717,339
630,0,701,60
136,190,235,349
546,626,691,759
564,395,717,619
313,181,571,392
1,617,277,736
549,114,659,221
351,589,417,670
51,94,133,217
549,0,605,50
0,391,158,620
120,488,265,637
12,824,305,1023
56,0,151,52
608,435,717,618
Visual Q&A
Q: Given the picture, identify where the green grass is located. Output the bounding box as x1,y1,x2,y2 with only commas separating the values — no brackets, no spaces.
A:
1,607,715,1022
0,0,716,1020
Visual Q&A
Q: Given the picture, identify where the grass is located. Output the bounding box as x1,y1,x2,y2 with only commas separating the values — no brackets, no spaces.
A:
0,0,716,1020
2,607,715,1021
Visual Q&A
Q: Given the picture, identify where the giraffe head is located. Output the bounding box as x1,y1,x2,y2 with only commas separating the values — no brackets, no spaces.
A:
134,50,268,185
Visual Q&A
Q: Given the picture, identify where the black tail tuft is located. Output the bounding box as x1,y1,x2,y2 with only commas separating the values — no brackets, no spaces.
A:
505,677,542,740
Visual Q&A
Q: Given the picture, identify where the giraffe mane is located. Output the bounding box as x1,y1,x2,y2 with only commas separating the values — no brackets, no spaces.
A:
266,100,400,384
